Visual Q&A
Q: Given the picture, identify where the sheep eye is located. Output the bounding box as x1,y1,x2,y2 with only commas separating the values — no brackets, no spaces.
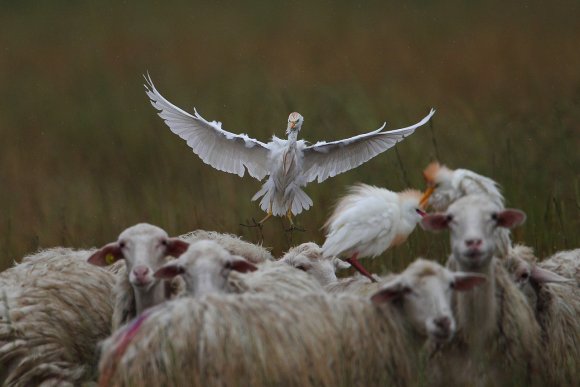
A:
521,272,529,280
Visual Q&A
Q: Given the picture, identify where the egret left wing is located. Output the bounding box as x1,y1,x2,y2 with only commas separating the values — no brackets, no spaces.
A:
302,109,435,183
144,75,271,180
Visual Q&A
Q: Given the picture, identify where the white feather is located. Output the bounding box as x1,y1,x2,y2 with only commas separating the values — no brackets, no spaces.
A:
146,75,434,217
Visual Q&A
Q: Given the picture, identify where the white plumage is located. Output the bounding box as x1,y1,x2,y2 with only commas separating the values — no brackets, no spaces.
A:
421,161,504,211
322,184,427,280
145,75,435,221
421,162,510,256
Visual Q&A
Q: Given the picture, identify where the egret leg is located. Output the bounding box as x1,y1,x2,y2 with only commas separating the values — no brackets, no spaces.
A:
240,204,273,229
284,209,305,232
286,209,294,225
345,253,377,283
258,210,273,225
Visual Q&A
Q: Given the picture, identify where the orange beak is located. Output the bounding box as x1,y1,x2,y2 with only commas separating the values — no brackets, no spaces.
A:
289,121,296,129
419,186,435,209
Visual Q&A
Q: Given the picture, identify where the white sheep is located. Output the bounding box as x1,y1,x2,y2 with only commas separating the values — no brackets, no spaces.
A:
277,242,351,286
504,244,572,301
179,230,273,263
324,274,384,296
87,223,190,329
421,195,542,385
0,247,116,386
98,258,485,386
154,240,325,297
540,248,580,285
421,162,512,258
504,245,579,385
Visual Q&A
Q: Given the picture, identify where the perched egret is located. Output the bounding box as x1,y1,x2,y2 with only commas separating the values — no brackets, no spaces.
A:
420,161,504,211
322,184,429,282
145,75,435,227
420,161,509,256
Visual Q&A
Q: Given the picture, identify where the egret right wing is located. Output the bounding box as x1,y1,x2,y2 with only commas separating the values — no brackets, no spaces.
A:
145,75,271,180
302,109,435,183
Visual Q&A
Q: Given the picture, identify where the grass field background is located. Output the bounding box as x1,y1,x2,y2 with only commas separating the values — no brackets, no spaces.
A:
0,0,578,272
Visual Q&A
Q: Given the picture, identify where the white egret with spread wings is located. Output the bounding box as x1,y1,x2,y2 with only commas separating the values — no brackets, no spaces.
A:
145,76,435,226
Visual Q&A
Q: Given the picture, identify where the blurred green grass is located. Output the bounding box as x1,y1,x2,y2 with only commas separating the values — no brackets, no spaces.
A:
0,0,578,272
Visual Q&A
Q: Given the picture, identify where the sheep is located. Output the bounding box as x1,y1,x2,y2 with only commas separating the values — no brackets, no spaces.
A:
0,247,117,386
504,245,580,385
421,195,542,385
422,162,511,257
504,244,572,303
276,244,434,300
154,240,325,297
87,223,190,329
324,274,384,296
179,230,273,263
98,258,485,386
277,242,351,286
540,248,580,285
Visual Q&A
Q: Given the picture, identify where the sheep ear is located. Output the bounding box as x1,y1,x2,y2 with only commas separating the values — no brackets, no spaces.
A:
420,213,449,232
530,266,572,284
334,258,351,270
452,272,487,291
165,238,189,257
228,257,258,273
495,209,526,229
370,279,411,304
154,263,185,279
88,243,123,266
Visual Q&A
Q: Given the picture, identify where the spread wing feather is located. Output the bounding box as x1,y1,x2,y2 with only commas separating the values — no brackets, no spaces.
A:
144,75,271,180
302,109,435,183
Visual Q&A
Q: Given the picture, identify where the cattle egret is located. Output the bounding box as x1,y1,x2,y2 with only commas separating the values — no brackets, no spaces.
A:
420,162,510,256
145,75,435,227
322,184,429,282
420,161,504,211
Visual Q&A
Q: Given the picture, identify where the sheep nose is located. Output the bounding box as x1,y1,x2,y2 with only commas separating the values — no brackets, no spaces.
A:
465,239,482,248
434,316,451,330
133,265,150,281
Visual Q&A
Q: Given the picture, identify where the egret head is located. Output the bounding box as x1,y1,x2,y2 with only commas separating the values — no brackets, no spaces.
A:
420,161,455,210
287,112,304,134
399,189,427,226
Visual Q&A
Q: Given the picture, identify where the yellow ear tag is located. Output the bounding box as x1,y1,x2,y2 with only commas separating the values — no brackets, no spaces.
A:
105,253,116,265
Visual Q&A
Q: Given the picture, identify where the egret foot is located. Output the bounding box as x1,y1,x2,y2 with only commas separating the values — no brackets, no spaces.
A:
240,218,265,242
284,209,305,232
345,254,377,283
284,224,306,233
240,206,273,228
240,217,263,229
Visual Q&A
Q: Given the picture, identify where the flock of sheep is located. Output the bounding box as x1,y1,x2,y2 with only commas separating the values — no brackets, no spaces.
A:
0,162,578,386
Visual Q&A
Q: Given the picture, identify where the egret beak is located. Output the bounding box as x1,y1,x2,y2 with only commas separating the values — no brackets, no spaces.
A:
419,186,435,208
